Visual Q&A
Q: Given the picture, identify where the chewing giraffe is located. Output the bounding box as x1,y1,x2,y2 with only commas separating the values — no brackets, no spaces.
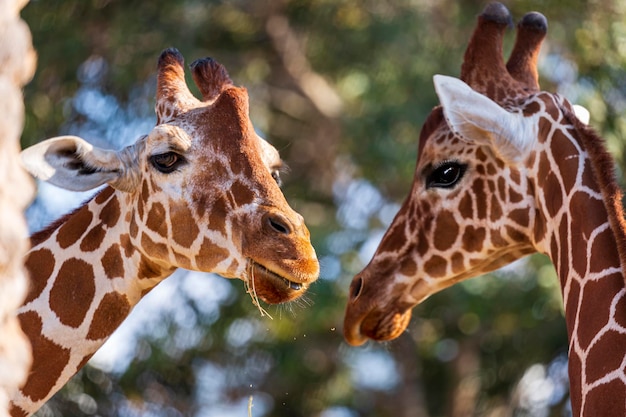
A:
12,48,319,417
344,3,626,416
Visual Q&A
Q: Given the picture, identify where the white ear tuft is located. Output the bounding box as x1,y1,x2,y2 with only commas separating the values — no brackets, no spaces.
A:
21,136,133,192
433,75,537,163
572,104,590,125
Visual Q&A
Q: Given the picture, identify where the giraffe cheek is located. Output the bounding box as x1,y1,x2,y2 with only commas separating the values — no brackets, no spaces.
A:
433,210,459,251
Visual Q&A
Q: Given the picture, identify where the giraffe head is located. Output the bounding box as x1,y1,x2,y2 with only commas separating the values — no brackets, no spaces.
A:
344,3,589,344
22,48,319,305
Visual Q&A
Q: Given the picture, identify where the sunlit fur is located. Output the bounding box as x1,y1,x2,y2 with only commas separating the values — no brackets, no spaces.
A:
12,49,319,417
344,4,626,416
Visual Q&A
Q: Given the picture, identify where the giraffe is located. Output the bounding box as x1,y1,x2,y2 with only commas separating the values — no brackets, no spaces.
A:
343,3,626,416
11,48,319,417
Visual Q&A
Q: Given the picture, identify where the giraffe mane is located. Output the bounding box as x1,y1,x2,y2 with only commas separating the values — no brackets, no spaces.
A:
29,187,113,248
29,212,72,248
562,106,626,278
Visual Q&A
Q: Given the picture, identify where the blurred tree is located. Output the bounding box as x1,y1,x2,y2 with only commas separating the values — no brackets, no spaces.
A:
20,1,626,416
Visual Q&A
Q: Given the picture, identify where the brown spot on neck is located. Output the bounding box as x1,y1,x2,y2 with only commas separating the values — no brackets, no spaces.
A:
138,255,170,280
49,258,96,328
94,186,115,204
195,237,230,271
55,205,94,249
18,311,70,402
23,248,55,304
86,292,131,340
102,244,124,279
140,232,169,260
80,223,106,252
120,233,136,258
99,195,121,228
9,403,28,417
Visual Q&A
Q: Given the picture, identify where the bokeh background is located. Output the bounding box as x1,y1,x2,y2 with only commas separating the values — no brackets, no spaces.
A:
20,1,626,416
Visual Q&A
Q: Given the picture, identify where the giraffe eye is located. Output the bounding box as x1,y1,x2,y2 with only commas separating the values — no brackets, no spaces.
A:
271,170,282,187
426,162,466,189
150,152,185,174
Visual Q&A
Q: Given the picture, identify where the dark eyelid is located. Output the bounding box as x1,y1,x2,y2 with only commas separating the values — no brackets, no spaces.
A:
271,170,282,186
150,151,186,173
433,159,460,170
423,159,461,174
165,144,187,154
271,161,284,172
424,160,467,189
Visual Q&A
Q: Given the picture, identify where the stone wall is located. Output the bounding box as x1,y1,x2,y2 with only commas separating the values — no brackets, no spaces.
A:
0,0,36,415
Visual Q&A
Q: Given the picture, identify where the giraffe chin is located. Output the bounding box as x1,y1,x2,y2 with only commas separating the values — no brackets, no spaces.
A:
345,308,413,346
249,262,307,304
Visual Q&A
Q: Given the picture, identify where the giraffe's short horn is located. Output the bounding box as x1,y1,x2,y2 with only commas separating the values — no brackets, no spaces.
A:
460,2,513,97
481,2,513,26
506,11,548,93
190,57,234,102
156,48,198,123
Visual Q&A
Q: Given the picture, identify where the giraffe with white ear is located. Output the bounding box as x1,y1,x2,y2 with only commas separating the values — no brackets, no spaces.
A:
344,4,626,415
12,48,319,417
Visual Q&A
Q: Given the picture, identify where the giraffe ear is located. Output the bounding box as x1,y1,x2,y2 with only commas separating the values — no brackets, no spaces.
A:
573,104,590,125
433,74,537,163
21,136,136,192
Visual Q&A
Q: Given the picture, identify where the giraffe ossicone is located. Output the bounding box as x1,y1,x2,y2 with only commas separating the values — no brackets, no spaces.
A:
12,48,319,417
344,3,626,416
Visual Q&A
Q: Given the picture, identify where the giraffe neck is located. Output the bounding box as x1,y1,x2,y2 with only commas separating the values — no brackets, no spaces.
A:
532,110,626,416
12,186,175,416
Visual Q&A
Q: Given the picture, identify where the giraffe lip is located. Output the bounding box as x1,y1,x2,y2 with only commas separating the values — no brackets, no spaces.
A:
250,262,304,291
344,301,413,346
248,261,307,304
344,322,369,346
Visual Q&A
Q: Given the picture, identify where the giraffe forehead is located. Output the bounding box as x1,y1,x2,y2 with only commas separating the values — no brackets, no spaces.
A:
170,103,270,170
146,124,193,154
143,108,275,193
417,131,476,170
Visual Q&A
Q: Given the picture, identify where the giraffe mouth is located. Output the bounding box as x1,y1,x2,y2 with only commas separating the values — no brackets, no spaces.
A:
248,261,307,304
344,305,413,346
253,262,303,290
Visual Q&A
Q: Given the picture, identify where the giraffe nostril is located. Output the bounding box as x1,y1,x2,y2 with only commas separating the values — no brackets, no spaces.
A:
350,276,363,300
266,213,292,235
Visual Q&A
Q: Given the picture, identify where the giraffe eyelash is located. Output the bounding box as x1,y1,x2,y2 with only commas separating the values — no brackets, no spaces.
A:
271,170,282,187
271,162,290,187
149,151,187,174
424,160,467,189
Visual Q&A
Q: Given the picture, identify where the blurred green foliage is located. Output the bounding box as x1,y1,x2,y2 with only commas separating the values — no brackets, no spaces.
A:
20,0,626,416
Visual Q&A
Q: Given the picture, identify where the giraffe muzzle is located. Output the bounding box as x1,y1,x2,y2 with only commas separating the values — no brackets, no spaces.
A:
248,261,309,304
344,275,414,345
344,305,413,346
240,206,319,305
